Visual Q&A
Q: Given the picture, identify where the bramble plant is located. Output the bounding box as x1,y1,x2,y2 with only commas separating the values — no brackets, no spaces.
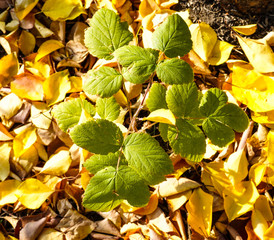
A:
52,8,249,211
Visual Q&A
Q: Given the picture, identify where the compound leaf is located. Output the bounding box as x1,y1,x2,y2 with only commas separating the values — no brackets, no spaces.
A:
70,119,123,154
96,97,120,121
84,8,133,60
152,14,192,58
156,58,193,84
146,83,167,112
52,98,95,132
168,119,206,162
123,133,173,185
83,67,123,98
166,82,199,118
114,46,159,84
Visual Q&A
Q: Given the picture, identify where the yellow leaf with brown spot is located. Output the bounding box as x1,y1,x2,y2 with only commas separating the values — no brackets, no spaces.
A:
143,109,176,125
41,150,72,176
43,70,71,106
19,31,36,56
0,142,12,181
15,0,39,20
186,188,213,237
35,40,64,62
232,24,257,36
0,52,18,88
15,178,54,209
11,73,44,101
0,180,21,206
13,126,37,158
208,40,234,66
237,35,274,73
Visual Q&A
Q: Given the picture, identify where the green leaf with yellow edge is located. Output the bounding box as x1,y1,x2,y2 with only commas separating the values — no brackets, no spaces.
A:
236,35,274,73
42,0,85,21
232,24,257,36
114,46,159,84
143,108,176,125
208,40,234,66
0,52,18,88
35,40,64,62
18,30,36,56
146,83,168,112
223,181,259,222
123,133,173,185
168,119,206,162
0,142,12,181
0,180,21,206
152,14,192,58
15,0,39,20
70,119,123,155
186,188,213,237
43,70,71,106
15,178,54,209
96,97,120,121
52,98,95,132
156,58,193,84
84,8,133,60
83,67,123,98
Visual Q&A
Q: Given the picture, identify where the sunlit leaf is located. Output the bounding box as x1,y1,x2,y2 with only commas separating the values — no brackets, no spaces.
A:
35,40,64,62
146,83,168,112
208,40,234,65
143,108,176,125
267,130,274,165
31,102,52,130
15,0,39,20
0,142,12,181
96,97,120,121
254,195,273,222
251,209,268,240
0,93,22,120
18,30,36,56
249,163,266,186
232,24,257,35
0,52,18,88
0,180,21,206
37,228,64,240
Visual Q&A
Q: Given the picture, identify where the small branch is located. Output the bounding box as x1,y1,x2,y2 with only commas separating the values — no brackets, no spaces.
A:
237,121,254,152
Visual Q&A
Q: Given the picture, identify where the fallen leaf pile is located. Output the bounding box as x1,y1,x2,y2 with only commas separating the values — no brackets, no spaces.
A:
0,0,274,239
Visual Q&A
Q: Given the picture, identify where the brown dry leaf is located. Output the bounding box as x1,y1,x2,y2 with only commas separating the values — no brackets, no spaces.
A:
37,228,64,240
94,218,121,237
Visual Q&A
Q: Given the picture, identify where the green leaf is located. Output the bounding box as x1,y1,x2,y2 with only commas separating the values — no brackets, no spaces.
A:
159,123,168,142
210,103,249,132
199,88,228,117
168,119,206,162
96,97,120,121
123,133,173,185
83,166,122,211
84,151,127,174
152,14,192,58
114,46,159,84
156,58,193,84
202,118,235,147
84,8,133,60
166,83,199,117
83,67,123,98
146,83,167,112
52,98,95,132
70,119,123,154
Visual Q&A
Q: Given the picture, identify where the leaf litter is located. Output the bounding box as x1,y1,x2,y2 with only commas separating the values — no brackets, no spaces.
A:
0,0,274,240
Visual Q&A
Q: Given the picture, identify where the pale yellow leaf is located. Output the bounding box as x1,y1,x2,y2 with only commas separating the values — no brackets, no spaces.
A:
13,126,37,158
16,145,39,174
34,143,48,162
189,22,217,62
25,61,51,79
223,181,259,222
0,142,12,181
237,35,274,73
15,0,39,20
166,190,191,212
254,195,273,222
34,19,54,38
0,36,11,54
176,10,192,27
186,188,213,237
19,30,36,56
231,65,274,112
37,228,64,240
0,122,14,141
232,24,257,36
31,102,52,129
264,221,274,239
35,40,64,62
0,180,21,206
16,178,54,209
41,150,72,176
208,40,234,65
252,111,274,125
142,29,153,49
251,209,269,240
143,109,176,125
43,70,71,106
0,53,19,88
249,163,266,186
113,89,128,107
267,130,274,165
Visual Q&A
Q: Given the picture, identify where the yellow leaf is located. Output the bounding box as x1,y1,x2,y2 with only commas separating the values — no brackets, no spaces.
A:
34,19,54,38
15,0,39,20
237,35,274,73
0,93,22,120
186,188,213,237
41,150,72,176
34,143,48,162
143,109,176,125
80,171,91,190
0,52,19,88
16,145,39,174
15,178,54,209
251,209,269,240
13,126,37,158
224,149,249,185
267,130,274,165
254,195,273,222
11,73,44,101
113,89,128,107
208,40,234,65
35,40,64,62
159,0,178,9
232,24,257,36
0,142,12,181
69,76,82,93
264,221,274,239
37,228,64,240
30,102,52,130
252,111,274,125
139,0,160,18
0,180,21,206
223,181,259,222
0,122,14,141
231,65,274,112
25,61,51,79
189,22,217,62
43,70,71,106
166,190,191,212
249,163,266,186
18,30,36,56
